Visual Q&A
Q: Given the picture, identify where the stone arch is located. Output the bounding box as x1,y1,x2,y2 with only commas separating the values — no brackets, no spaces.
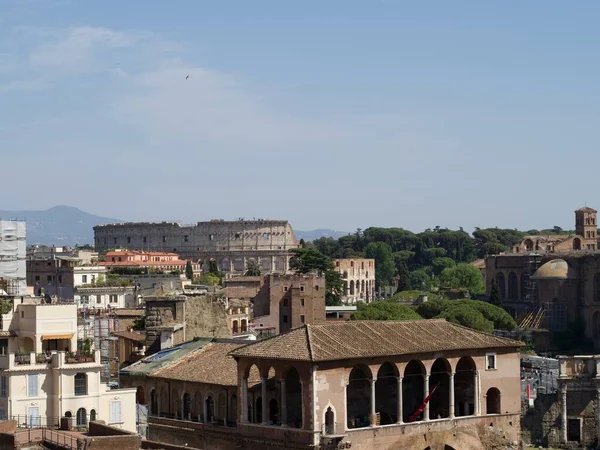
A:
76,408,87,427
403,360,425,422
182,392,192,420
221,258,230,272
22,337,34,352
486,388,501,414
524,239,534,251
136,386,145,405
284,366,303,428
205,394,215,423
171,388,180,418
275,257,285,272
496,272,506,299
347,364,373,429
269,398,279,424
429,358,451,419
520,273,527,300
574,237,581,250
507,272,518,300
361,280,365,293
150,389,158,415
454,356,476,417
233,258,244,272
194,391,203,420
232,320,239,334
241,319,247,332
375,362,398,424
159,388,168,416
261,258,272,272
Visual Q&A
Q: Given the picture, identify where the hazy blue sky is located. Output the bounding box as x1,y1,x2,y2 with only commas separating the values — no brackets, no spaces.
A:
1,1,599,232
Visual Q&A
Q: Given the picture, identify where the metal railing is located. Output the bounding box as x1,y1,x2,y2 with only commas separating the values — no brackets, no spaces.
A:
65,352,95,364
12,414,62,429
14,354,31,365
42,428,83,450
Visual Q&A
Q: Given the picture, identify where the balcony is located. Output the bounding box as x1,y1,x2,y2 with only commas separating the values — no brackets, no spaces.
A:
0,350,100,370
65,352,95,364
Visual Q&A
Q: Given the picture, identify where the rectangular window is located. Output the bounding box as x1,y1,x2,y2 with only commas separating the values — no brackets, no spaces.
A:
162,236,167,243
96,295,101,304
34,275,40,282
58,275,62,284
209,234,214,241
300,286,305,292
110,295,118,303
184,235,189,242
0,340,7,356
28,374,38,397
82,275,87,283
91,275,96,282
143,236,147,243
300,298,305,307
283,298,288,307
113,237,117,244
127,237,131,244
283,286,288,292
110,401,122,424
486,353,497,370
81,296,89,304
300,315,305,324
263,233,269,240
74,373,87,396
283,315,288,324
47,275,52,283
1,376,7,397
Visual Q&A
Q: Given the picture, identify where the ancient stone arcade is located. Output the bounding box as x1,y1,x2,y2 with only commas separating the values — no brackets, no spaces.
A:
94,219,299,276
523,355,600,449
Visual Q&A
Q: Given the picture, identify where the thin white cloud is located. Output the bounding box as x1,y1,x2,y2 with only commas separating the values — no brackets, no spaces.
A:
0,78,47,92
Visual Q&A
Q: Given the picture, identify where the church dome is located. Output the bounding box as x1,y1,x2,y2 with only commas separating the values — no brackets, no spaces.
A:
531,259,578,280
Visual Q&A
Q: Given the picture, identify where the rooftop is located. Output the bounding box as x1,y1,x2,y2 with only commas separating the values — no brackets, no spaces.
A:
112,330,146,343
230,319,522,362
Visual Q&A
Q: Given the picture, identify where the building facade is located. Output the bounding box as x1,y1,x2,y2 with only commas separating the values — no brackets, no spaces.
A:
94,219,299,276
0,221,26,296
129,320,522,450
101,250,201,275
74,286,136,310
0,296,136,431
333,258,376,303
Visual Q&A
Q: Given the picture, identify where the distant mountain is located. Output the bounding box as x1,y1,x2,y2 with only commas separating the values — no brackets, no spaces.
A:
295,229,349,242
0,206,121,246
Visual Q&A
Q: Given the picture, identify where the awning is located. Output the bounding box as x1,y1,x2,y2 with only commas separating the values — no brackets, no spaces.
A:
41,334,74,340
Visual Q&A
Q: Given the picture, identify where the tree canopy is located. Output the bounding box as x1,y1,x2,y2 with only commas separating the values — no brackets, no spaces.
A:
290,248,344,306
351,301,422,321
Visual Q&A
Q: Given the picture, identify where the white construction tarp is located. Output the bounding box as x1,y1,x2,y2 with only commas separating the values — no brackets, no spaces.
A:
0,221,27,295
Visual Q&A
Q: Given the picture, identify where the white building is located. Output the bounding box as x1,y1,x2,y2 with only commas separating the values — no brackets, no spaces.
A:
74,286,136,310
73,266,108,287
0,221,26,296
333,258,376,303
0,296,136,431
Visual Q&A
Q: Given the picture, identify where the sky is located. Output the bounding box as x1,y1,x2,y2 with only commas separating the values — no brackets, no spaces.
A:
1,1,600,233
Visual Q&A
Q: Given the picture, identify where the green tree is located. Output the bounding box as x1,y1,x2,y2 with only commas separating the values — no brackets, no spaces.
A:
185,261,194,280
409,269,433,291
194,273,220,286
488,281,502,306
290,248,344,306
396,261,411,292
431,257,455,276
351,301,422,321
438,263,485,295
365,242,395,289
244,259,261,276
439,305,494,333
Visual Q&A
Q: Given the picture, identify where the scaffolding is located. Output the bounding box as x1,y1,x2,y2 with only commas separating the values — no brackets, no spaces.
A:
77,308,120,385
524,253,542,303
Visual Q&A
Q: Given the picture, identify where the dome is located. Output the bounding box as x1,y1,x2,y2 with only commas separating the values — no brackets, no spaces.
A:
531,259,578,280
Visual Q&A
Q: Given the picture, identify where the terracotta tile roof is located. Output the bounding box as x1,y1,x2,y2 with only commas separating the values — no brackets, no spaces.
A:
112,330,146,343
152,341,259,387
229,319,522,362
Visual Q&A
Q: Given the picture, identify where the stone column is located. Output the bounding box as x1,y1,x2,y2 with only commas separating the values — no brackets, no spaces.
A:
271,256,276,273
397,377,403,424
474,370,480,416
370,378,377,426
261,377,269,425
280,380,287,427
229,259,234,273
203,396,209,424
449,373,455,419
240,378,248,423
424,374,430,421
242,257,247,274
560,384,567,443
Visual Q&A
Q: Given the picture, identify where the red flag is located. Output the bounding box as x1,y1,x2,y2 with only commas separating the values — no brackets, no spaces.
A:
408,383,440,423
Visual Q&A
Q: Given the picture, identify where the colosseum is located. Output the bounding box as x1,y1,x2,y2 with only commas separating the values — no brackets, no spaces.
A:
94,219,299,276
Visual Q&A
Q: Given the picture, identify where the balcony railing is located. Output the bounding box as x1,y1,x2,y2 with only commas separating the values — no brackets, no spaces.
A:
65,352,95,364
14,354,31,365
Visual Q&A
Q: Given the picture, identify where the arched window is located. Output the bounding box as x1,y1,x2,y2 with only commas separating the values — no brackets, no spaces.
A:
74,373,87,396
183,393,191,420
507,272,518,300
496,273,506,299
349,280,355,296
171,388,180,418
403,360,425,422
205,395,215,423
324,407,335,435
524,239,534,251
232,321,239,334
159,388,168,416
347,365,372,429
454,357,476,417
217,393,227,422
486,388,501,414
241,319,247,332
429,359,451,419
90,410,96,422
574,238,581,251
76,408,87,427
375,362,398,424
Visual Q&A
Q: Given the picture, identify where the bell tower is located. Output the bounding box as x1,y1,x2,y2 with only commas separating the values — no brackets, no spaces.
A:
575,206,597,249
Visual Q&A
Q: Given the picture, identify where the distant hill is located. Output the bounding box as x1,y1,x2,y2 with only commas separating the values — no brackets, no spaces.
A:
295,229,349,242
0,206,121,245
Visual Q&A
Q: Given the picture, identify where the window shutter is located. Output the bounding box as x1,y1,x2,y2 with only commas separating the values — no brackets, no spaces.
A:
111,401,121,423
28,374,38,397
